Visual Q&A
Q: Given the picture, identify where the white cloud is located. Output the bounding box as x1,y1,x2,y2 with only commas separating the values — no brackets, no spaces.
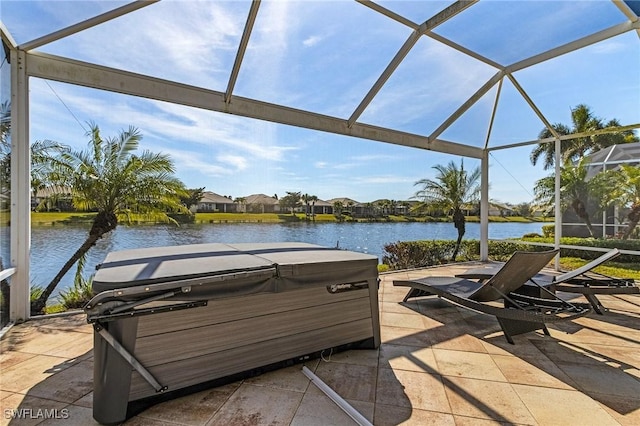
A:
303,35,322,47
353,175,414,185
217,154,248,171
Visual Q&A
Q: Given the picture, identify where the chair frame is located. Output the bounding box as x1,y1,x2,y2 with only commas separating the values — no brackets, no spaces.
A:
394,250,591,344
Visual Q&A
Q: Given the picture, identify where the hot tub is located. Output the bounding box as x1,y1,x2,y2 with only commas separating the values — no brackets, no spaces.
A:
84,242,380,424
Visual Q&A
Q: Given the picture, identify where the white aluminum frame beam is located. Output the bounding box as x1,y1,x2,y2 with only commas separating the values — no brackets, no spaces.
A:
9,49,30,322
506,20,640,74
26,51,483,159
19,0,159,51
348,1,478,127
489,123,640,151
225,0,260,104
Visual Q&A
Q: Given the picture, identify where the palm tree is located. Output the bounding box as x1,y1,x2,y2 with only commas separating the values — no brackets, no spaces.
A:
533,157,598,238
333,201,344,221
309,195,318,221
302,193,312,220
414,160,480,261
31,123,189,314
530,104,637,170
234,196,246,213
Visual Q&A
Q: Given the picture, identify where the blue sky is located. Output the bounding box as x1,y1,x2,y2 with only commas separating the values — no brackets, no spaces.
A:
2,0,639,204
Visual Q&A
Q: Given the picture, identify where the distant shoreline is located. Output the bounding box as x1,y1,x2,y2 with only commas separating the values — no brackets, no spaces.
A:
26,212,553,227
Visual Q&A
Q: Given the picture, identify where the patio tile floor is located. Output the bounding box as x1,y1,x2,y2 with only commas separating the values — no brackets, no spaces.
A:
1,265,639,425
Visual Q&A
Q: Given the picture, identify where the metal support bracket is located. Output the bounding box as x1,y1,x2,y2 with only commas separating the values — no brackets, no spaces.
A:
94,322,168,394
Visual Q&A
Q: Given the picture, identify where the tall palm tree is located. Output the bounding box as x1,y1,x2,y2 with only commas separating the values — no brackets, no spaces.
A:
534,157,598,238
31,123,189,314
302,193,312,220
530,104,637,170
309,195,318,221
414,160,480,261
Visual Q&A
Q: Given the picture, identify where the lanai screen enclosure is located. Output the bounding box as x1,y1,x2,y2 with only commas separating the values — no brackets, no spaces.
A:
1,0,639,322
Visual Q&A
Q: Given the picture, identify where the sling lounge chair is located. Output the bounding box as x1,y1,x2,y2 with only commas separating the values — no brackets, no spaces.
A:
393,249,591,344
457,248,638,314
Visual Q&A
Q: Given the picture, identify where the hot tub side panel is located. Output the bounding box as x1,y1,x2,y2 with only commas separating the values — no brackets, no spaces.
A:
126,282,377,401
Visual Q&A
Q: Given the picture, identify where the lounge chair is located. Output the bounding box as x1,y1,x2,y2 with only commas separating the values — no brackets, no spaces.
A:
393,249,591,344
457,248,638,314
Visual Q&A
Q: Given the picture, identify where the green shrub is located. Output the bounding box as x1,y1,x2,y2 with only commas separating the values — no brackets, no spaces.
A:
59,276,94,310
30,285,44,302
382,237,640,271
542,224,554,237
520,237,640,262
382,240,549,270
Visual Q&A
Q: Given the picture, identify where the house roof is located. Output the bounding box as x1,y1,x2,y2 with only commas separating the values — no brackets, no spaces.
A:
200,191,233,204
585,142,640,178
326,198,361,206
244,194,279,205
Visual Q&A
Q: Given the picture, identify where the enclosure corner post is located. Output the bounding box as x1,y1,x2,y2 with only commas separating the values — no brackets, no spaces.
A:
480,149,489,261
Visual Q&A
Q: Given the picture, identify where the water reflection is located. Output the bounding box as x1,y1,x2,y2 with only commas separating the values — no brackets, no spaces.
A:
5,221,544,298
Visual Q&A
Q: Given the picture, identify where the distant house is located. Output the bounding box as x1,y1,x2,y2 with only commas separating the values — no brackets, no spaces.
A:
244,194,280,213
197,191,236,213
31,186,73,211
565,142,640,238
327,197,363,216
488,201,516,217
309,198,333,215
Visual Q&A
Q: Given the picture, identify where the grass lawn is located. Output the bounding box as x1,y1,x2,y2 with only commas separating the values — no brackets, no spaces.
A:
559,257,640,280
28,211,552,226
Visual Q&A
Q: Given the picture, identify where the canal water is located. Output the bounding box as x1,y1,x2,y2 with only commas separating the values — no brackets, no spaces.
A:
6,221,545,298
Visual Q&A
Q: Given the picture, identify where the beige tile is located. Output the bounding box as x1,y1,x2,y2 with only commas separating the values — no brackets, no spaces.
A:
244,363,315,393
25,360,93,404
28,314,90,332
584,342,640,368
556,362,640,398
513,383,619,425
380,326,434,348
323,348,378,367
290,385,360,426
48,332,93,359
443,377,536,424
72,391,93,409
453,415,513,425
431,333,487,354
1,326,87,356
593,392,640,426
380,300,424,316
378,343,438,373
38,404,98,426
0,350,36,371
491,354,576,390
374,404,455,426
314,362,377,403
137,387,234,426
433,349,506,382
381,311,429,330
124,416,182,425
0,394,67,426
376,367,450,413
206,383,302,426
0,354,71,393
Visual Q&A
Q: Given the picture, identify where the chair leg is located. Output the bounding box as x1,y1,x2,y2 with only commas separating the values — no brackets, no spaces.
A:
403,288,430,302
496,317,545,345
585,294,606,314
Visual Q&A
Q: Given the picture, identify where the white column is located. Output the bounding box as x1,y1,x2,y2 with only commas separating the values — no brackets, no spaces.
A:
480,150,489,261
554,138,561,270
9,49,31,322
